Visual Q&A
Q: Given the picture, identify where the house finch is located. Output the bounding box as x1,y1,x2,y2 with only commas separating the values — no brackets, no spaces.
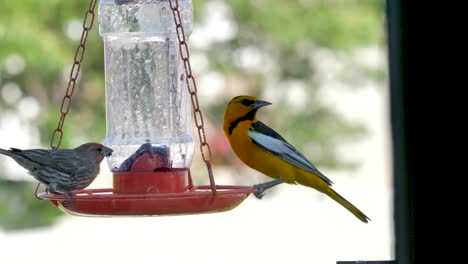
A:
0,143,113,204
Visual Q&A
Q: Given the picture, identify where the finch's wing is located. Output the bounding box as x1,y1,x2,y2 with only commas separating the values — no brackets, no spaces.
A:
249,121,333,186
15,149,82,174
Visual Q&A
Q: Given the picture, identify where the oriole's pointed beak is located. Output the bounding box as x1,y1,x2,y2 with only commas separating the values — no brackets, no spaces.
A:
252,100,272,110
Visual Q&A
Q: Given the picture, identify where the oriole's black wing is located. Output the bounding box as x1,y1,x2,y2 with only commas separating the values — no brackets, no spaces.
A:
249,121,333,185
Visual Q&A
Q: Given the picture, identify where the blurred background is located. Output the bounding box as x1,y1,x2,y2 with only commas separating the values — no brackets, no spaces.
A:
0,0,391,263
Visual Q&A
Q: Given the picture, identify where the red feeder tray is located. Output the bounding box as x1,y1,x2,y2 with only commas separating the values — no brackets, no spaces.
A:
37,185,256,216
37,152,257,216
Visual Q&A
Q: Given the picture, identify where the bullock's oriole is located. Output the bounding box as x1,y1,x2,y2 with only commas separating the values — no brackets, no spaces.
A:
223,95,370,223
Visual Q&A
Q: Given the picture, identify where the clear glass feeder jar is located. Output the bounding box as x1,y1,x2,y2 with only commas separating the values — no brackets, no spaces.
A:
99,0,194,194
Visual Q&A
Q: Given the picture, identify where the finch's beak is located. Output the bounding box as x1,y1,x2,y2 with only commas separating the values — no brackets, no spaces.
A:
252,100,272,110
103,147,113,156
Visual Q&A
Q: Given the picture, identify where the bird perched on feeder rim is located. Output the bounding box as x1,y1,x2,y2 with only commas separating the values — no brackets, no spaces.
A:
0,143,113,205
223,95,370,223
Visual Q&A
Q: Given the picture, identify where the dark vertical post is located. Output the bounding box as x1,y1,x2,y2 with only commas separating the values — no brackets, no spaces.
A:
386,1,415,264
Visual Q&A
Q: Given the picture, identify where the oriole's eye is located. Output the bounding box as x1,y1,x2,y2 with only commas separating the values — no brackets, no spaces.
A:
241,99,253,106
96,147,103,152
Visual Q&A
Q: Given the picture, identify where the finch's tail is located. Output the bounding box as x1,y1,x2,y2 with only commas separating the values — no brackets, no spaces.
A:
0,148,39,171
0,148,25,160
0,148,12,157
326,188,371,223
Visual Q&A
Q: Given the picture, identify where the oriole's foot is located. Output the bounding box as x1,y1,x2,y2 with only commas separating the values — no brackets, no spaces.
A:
253,179,284,200
253,184,266,199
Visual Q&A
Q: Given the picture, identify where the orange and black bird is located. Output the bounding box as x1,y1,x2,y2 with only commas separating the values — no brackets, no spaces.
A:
223,95,370,223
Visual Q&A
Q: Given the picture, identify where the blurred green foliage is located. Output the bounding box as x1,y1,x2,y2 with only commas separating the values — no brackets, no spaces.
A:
0,180,61,230
224,0,384,49
0,0,384,230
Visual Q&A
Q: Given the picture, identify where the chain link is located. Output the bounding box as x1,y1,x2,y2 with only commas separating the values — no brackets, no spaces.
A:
169,0,216,193
38,0,97,198
49,0,97,149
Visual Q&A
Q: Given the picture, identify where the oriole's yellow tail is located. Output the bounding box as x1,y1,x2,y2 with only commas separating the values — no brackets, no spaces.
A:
326,188,370,223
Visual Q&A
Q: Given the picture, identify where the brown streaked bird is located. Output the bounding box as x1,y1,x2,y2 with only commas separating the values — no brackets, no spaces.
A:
0,143,113,203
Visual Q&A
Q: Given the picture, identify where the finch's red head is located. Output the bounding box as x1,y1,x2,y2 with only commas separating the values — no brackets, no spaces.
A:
76,143,113,163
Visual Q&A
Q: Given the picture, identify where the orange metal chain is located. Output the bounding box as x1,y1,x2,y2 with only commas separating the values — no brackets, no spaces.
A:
50,0,97,149
37,0,97,199
169,0,217,194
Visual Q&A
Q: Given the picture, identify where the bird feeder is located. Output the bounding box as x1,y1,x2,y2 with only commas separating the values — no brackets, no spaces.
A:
38,0,257,216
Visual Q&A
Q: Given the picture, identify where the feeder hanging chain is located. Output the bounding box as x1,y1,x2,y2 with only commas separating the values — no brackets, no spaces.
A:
38,0,97,199
50,0,97,149
169,0,217,193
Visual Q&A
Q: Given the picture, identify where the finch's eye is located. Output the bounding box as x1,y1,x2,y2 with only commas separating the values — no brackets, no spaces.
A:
96,147,103,152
